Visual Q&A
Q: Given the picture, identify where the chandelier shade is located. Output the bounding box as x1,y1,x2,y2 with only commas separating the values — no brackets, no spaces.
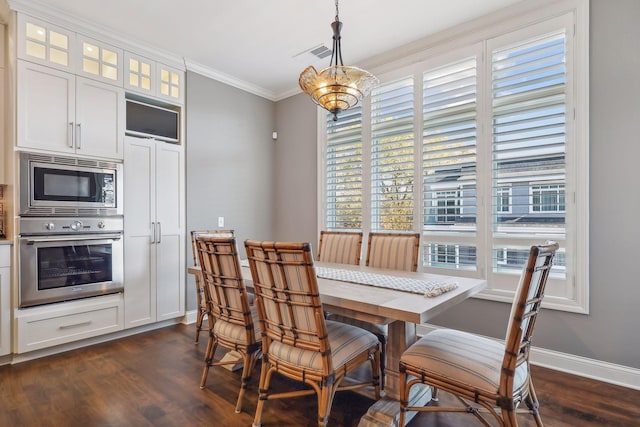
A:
298,1,378,121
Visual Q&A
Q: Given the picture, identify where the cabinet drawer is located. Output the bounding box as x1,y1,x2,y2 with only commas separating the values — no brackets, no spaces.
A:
17,295,123,353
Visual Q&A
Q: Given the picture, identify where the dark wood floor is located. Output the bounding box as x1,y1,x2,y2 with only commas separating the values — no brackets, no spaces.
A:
0,324,638,426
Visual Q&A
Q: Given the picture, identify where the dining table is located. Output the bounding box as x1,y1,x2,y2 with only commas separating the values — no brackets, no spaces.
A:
188,261,486,427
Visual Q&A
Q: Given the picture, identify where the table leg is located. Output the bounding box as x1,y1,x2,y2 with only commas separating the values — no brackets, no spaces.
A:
358,320,432,427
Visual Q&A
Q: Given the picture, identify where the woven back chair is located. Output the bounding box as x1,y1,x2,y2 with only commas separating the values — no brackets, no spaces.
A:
244,240,381,427
195,235,260,414
328,231,420,389
317,230,363,265
366,231,421,272
399,241,559,427
190,229,234,343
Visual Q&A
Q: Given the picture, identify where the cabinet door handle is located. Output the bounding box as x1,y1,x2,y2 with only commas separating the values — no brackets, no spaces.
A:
157,222,162,244
68,122,74,148
151,221,156,244
59,320,92,330
76,123,82,149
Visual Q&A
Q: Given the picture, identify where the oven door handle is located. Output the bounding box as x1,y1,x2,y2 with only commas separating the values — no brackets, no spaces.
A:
24,233,123,244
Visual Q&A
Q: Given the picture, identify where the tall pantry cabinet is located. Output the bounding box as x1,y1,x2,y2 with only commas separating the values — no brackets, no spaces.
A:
123,136,185,328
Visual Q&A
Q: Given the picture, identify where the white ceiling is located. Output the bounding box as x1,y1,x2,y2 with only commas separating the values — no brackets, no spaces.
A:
16,0,525,100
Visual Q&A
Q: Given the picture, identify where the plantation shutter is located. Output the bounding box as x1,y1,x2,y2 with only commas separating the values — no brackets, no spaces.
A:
370,77,415,231
490,29,567,276
422,57,478,271
325,106,363,230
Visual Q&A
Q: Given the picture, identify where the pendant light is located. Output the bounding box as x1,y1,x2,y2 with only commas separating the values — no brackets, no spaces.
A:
299,0,378,121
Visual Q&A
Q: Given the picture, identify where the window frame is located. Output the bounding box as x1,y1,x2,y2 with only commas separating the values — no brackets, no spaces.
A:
318,0,589,314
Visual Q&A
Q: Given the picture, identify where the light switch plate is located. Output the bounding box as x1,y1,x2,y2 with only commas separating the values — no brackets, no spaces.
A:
218,216,224,227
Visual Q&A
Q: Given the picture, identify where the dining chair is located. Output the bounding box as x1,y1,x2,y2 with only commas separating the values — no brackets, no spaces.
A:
328,231,420,389
317,230,363,265
244,240,381,427
195,235,261,414
190,229,234,343
398,241,559,427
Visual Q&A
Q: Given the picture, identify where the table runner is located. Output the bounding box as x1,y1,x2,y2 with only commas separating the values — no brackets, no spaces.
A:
314,266,458,297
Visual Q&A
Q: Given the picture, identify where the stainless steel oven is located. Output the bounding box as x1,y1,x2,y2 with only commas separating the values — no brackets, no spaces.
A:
19,217,124,308
20,152,123,217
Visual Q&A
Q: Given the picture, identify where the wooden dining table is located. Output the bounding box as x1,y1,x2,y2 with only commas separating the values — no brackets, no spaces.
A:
188,261,486,427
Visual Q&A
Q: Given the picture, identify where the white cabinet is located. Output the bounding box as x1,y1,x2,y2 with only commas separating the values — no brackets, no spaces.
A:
123,136,184,328
15,294,124,353
18,14,123,86
125,51,184,104
0,245,10,356
17,60,125,159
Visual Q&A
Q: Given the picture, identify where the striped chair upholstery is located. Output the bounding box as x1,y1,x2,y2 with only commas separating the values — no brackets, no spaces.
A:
366,232,420,272
328,231,420,389
190,229,234,344
195,235,261,415
244,240,380,427
399,241,559,427
317,230,363,265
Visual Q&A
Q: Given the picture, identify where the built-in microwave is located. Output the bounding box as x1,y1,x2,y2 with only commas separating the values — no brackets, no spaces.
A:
19,152,123,216
126,98,180,143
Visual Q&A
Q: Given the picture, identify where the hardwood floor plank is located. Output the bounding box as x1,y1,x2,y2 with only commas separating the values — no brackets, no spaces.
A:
0,324,638,426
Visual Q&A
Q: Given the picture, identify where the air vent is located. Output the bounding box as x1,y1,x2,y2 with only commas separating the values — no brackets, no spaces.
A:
54,207,79,216
77,208,100,216
53,156,77,166
77,159,100,168
25,207,53,216
310,46,332,59
293,44,333,64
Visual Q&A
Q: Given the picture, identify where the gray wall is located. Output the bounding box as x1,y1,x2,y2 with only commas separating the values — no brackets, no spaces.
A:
272,0,640,369
185,71,276,310
273,95,318,246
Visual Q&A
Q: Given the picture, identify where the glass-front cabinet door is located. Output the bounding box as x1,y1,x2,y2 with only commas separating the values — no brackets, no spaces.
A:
157,63,184,103
124,51,156,97
76,35,123,85
18,14,75,72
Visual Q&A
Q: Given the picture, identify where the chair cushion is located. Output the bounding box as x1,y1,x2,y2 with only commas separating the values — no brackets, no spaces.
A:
213,305,261,345
267,320,379,372
325,313,387,339
401,329,528,394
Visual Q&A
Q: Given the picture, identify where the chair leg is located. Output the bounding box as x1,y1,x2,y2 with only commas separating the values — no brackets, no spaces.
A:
398,368,408,427
199,333,218,389
234,351,257,414
526,380,544,427
378,335,387,390
252,359,274,427
501,407,518,427
317,382,336,427
195,307,205,344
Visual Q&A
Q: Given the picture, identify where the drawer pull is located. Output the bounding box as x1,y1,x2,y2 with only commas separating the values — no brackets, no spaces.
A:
59,320,92,330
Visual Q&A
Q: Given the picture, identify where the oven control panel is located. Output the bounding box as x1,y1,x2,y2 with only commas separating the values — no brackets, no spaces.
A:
19,217,123,235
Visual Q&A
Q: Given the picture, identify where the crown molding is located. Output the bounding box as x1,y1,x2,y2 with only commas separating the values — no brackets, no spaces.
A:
184,58,276,101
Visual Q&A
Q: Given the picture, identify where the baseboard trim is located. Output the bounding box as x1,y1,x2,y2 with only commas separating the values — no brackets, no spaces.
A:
183,309,199,325
417,324,640,391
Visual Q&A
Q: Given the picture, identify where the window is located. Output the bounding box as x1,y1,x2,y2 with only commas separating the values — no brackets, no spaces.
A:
325,107,363,230
320,1,588,313
531,184,565,213
370,77,415,231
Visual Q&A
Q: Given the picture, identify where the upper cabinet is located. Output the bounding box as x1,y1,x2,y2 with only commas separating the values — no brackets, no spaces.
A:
17,14,183,103
18,15,124,86
18,15,75,72
125,51,184,104
76,35,123,86
17,60,125,159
